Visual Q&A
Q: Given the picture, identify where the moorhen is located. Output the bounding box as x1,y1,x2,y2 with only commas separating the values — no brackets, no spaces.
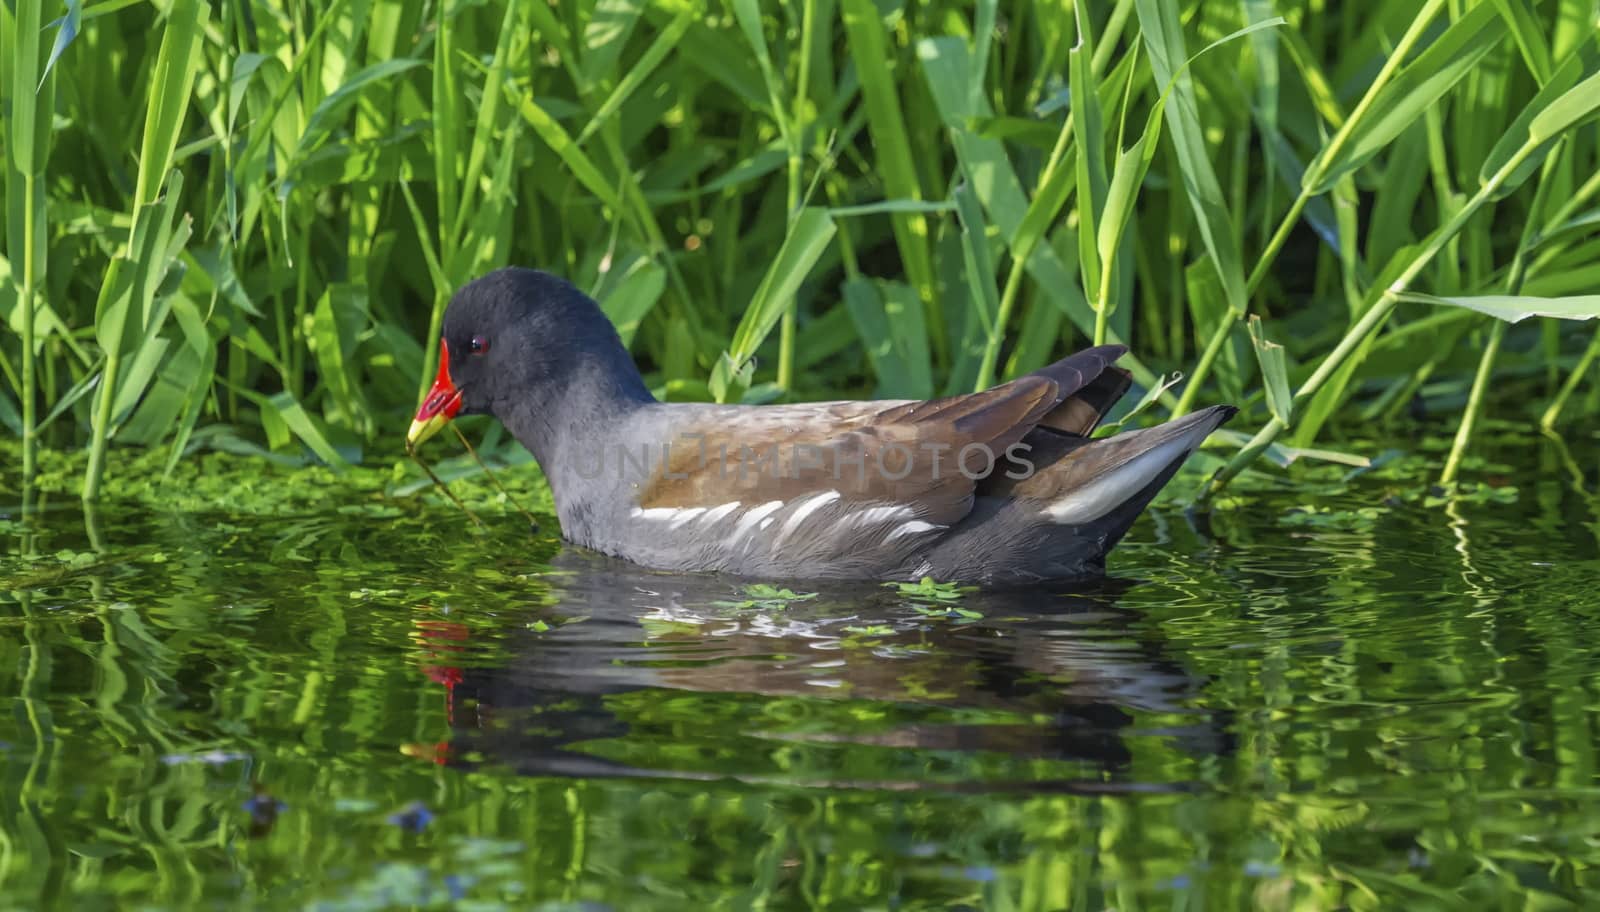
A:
407,268,1235,583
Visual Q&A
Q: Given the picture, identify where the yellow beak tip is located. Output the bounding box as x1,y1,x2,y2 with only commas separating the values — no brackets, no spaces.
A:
407,415,448,449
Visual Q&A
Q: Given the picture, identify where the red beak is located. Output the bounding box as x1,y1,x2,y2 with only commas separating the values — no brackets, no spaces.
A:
407,342,462,448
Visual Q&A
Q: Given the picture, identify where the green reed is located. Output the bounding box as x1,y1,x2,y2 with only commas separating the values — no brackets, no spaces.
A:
1,0,1597,500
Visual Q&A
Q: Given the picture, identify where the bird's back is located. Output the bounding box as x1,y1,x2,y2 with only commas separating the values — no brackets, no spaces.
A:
548,351,1233,583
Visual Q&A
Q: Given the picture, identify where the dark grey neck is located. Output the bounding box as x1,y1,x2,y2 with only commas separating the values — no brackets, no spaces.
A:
495,354,655,536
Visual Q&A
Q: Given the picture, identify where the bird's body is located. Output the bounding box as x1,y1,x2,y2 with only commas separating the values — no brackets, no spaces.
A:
408,268,1235,584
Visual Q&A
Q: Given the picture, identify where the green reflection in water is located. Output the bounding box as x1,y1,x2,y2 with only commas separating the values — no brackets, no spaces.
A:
1,433,1599,909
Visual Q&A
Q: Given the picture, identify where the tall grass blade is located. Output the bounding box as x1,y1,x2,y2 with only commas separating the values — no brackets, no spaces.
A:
596,255,667,349
1399,292,1600,322
82,0,205,500
956,182,1002,382
840,0,938,342
1479,47,1600,196
920,35,1156,384
1133,0,1249,414
843,279,933,399
1070,6,1109,343
1302,3,1505,195
4,0,57,486
1247,316,1293,427
40,0,82,87
710,207,836,402
1541,327,1600,429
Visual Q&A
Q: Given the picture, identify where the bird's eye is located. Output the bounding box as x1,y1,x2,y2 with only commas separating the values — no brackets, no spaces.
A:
469,335,489,355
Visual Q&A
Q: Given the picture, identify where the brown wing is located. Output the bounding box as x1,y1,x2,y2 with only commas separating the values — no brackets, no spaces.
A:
1025,344,1132,435
638,374,1060,528
623,349,1135,576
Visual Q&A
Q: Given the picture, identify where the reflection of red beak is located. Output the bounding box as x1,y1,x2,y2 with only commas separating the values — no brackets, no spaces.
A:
414,619,468,686
401,741,452,765
407,342,461,449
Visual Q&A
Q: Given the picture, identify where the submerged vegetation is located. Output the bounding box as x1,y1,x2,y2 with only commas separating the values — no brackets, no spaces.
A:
1,0,1598,504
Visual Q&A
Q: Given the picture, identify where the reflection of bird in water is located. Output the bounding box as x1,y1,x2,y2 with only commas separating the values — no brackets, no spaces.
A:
405,548,1233,790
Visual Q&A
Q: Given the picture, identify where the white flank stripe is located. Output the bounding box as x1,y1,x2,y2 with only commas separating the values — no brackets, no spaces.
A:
850,504,914,527
730,500,785,542
667,507,707,530
774,491,842,546
1044,435,1195,524
886,520,942,542
700,501,742,525
632,507,682,521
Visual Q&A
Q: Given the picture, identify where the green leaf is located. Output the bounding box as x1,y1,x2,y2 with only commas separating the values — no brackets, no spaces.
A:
1303,2,1505,195
1400,292,1600,323
840,0,936,304
94,171,190,362
1489,0,1552,82
597,257,666,348
1096,131,1158,293
118,343,206,447
1534,206,1600,249
918,36,1117,375
131,0,205,207
236,388,350,467
1112,8,1287,293
1528,66,1600,143
450,0,523,248
1479,45,1600,195
577,3,697,145
955,182,1000,341
0,387,20,437
1071,5,1108,304
843,624,894,637
1248,315,1293,426
672,16,769,111
34,358,102,435
732,0,782,113
160,299,219,475
442,120,521,280
310,284,372,429
1008,136,1077,280
432,4,461,234
512,91,624,212
711,207,836,401
713,583,819,610
40,0,83,88
889,576,971,602
843,278,933,399
289,59,424,168
580,0,644,89
828,199,958,218
1095,373,1185,437
1211,430,1371,468
111,336,171,427
1132,0,1248,317
7,0,54,176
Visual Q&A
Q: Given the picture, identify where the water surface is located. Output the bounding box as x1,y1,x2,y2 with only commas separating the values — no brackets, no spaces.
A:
3,433,1599,909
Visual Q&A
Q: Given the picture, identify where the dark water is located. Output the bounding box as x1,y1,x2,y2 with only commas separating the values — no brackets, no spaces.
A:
3,436,1600,910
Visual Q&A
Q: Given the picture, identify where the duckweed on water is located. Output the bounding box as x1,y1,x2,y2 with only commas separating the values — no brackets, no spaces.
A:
712,584,821,610
890,576,974,603
8,437,555,519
